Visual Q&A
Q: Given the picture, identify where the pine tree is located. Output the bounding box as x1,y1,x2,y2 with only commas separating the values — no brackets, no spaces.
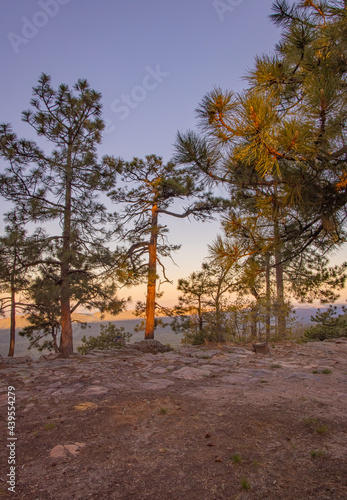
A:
108,155,222,339
0,216,44,356
171,259,240,343
0,74,122,357
174,1,347,336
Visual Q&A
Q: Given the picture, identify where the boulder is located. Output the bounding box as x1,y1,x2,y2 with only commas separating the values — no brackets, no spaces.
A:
128,340,173,354
252,342,272,355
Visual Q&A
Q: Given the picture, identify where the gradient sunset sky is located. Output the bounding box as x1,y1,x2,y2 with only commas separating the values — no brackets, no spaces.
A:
1,0,346,306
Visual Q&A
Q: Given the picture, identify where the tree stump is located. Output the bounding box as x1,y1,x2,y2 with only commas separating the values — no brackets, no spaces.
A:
252,342,272,355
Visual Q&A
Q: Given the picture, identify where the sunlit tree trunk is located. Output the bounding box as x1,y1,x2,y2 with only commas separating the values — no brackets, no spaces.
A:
273,184,285,338
265,252,271,343
60,145,74,357
8,285,16,357
8,240,17,357
145,204,158,339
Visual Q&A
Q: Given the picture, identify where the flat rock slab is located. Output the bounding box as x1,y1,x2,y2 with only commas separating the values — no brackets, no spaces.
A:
220,374,253,385
82,386,109,396
140,379,175,390
170,366,211,380
51,388,76,397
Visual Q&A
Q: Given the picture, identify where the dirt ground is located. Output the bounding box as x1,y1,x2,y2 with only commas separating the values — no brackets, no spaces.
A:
0,339,346,499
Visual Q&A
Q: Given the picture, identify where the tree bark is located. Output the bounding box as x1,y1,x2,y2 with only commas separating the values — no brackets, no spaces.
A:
59,145,74,357
214,278,224,342
52,326,59,354
198,296,203,334
275,251,285,338
265,252,271,343
273,184,286,338
8,241,17,357
145,204,158,339
8,286,15,357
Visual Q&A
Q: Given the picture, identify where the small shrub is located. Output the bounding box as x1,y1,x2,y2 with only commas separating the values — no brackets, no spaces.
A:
270,363,282,369
310,450,325,458
322,369,332,374
303,417,328,435
77,322,132,354
316,425,328,435
159,407,168,415
303,305,347,341
240,478,251,491
44,422,56,430
303,417,318,427
232,454,242,464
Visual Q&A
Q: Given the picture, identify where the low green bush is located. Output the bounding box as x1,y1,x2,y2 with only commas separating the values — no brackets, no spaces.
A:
303,305,347,342
77,322,132,354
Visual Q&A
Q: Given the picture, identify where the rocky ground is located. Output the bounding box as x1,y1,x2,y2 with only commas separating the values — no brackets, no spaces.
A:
0,339,346,499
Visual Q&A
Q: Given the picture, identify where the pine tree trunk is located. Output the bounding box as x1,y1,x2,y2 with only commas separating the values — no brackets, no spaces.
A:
8,285,15,357
52,326,59,354
250,305,257,340
214,280,224,342
198,296,203,334
145,205,158,339
8,244,17,357
59,145,74,357
273,184,286,338
250,288,259,341
265,253,271,343
275,252,285,338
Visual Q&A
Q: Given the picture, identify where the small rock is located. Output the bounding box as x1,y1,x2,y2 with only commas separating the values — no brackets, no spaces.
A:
64,444,81,456
83,385,109,396
49,442,86,459
49,445,66,459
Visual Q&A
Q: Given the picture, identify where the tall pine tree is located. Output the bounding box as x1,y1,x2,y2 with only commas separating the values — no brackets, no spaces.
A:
0,74,122,357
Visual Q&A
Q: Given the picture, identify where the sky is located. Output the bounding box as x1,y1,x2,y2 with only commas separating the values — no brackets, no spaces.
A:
0,0,346,307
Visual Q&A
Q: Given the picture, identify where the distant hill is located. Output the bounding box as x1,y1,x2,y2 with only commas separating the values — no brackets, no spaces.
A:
294,304,346,324
0,310,138,331
1,304,345,332
0,312,178,359
1,305,345,359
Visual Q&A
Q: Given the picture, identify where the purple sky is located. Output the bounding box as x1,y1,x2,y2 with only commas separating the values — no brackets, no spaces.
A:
1,0,345,306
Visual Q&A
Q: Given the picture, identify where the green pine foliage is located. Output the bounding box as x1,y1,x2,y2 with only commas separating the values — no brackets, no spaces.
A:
77,323,132,354
304,305,347,341
174,1,347,337
0,74,126,356
108,154,223,339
